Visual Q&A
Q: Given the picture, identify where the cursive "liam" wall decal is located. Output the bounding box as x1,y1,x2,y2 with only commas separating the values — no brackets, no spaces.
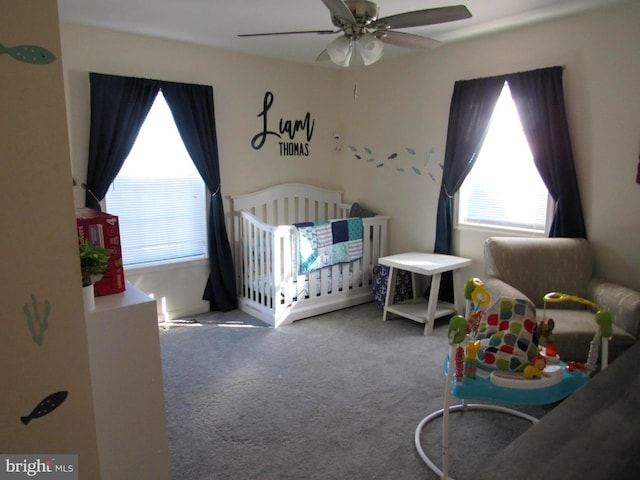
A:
251,92,315,156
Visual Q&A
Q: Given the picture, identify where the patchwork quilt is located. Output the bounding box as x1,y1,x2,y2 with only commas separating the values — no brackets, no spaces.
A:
294,218,363,273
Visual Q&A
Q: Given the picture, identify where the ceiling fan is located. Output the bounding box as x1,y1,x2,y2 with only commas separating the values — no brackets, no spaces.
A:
238,0,472,67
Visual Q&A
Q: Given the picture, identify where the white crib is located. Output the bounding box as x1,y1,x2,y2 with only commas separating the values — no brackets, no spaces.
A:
230,183,389,327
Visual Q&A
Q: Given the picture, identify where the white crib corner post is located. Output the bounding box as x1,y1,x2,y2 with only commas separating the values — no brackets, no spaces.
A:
234,212,245,296
379,217,389,258
273,225,284,297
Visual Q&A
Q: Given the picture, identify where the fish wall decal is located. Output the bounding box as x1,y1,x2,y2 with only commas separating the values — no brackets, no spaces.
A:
21,391,68,425
350,145,441,182
0,43,56,64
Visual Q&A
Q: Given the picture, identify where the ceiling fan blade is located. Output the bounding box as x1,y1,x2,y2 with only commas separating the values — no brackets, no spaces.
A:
321,0,356,24
372,5,471,30
315,49,330,62
238,30,336,37
379,31,441,50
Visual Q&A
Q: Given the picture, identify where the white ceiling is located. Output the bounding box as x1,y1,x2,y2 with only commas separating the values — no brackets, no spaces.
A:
57,0,627,67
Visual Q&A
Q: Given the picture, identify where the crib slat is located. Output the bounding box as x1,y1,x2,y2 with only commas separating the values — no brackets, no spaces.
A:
233,212,241,295
263,227,271,307
252,220,259,302
319,268,328,296
308,269,318,298
247,219,255,302
363,223,374,286
332,264,341,293
291,196,298,223
352,258,362,289
274,198,282,225
246,216,253,299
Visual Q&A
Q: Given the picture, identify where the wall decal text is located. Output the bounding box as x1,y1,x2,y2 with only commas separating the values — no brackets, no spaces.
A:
251,92,315,156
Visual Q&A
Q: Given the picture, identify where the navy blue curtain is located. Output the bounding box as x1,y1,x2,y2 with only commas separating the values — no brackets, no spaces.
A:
86,73,237,311
85,73,159,209
160,81,237,311
434,66,586,300
433,76,505,301
434,76,505,256
508,67,586,238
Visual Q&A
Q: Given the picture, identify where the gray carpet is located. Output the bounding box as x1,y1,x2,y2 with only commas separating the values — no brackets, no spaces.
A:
159,303,549,480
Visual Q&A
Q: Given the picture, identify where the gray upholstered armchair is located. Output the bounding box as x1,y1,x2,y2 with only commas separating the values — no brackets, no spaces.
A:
483,237,640,363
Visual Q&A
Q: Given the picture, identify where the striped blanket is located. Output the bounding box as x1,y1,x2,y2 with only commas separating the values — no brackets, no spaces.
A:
294,218,363,273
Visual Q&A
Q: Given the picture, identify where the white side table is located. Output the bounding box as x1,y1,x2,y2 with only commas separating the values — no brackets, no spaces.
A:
378,252,472,335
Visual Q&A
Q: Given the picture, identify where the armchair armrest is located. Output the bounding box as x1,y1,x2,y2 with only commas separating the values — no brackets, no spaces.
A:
588,278,640,339
482,277,533,305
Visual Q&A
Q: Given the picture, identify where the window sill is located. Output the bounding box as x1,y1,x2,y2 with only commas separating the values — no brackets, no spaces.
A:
124,256,208,275
455,223,548,237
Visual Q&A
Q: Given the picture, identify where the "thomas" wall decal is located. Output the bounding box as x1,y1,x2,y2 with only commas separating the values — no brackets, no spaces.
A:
251,91,315,156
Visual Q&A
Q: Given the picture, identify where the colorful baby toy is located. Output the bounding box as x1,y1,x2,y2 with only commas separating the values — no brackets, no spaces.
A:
445,278,612,399
415,278,612,480
542,292,613,373
536,317,557,358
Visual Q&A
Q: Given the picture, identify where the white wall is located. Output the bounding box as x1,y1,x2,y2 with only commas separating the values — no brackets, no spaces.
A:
339,1,640,290
61,1,640,321
0,1,100,474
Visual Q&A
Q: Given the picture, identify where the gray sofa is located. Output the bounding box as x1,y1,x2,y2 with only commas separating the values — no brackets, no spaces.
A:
478,339,640,480
483,237,640,363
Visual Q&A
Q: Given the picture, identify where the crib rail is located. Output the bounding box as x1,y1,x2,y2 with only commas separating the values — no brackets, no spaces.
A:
234,210,298,316
231,183,345,225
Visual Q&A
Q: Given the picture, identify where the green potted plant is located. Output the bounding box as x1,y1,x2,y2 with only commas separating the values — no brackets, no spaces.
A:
79,242,112,309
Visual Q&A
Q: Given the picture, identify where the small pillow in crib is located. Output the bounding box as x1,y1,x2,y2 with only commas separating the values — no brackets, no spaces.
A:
475,297,538,372
349,202,377,218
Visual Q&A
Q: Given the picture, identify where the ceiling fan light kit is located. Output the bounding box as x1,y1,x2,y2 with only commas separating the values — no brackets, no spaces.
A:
358,33,384,66
239,1,472,67
327,35,354,67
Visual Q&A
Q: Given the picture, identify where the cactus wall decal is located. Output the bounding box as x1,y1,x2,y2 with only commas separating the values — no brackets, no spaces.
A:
23,294,50,346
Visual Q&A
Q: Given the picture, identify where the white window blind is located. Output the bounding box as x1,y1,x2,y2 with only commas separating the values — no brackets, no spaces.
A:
105,91,207,267
458,82,550,232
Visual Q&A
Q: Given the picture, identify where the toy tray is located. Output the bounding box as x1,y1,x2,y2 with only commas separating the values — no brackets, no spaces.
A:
444,355,590,406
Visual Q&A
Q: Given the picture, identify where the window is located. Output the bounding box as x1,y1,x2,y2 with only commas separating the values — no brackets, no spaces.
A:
105,91,207,267
458,82,551,233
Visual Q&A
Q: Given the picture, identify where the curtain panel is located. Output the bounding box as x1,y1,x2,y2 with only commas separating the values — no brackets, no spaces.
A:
86,73,237,311
434,76,505,256
508,67,586,238
86,73,159,210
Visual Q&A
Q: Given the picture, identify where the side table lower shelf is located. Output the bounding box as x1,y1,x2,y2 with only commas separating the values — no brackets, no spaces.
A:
384,298,457,325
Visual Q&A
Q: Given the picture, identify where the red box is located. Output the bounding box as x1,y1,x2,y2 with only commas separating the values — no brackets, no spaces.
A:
76,208,126,297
